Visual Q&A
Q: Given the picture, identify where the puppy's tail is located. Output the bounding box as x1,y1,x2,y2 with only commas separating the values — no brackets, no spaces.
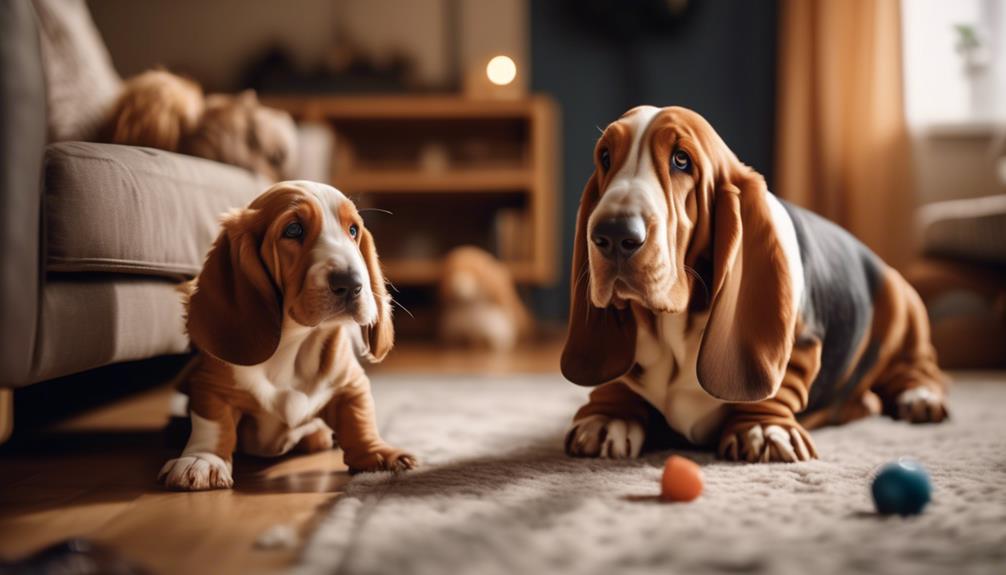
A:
101,70,204,151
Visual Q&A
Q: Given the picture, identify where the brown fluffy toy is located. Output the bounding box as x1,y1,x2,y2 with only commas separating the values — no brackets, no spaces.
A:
438,246,534,351
100,70,297,181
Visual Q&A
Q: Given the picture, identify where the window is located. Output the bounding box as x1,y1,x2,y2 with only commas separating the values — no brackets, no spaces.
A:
902,0,1005,126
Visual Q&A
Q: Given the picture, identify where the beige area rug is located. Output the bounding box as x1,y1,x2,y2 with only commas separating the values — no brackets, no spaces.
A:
297,373,1006,575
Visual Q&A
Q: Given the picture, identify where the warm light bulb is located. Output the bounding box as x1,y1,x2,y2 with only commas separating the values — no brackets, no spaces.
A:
486,55,517,86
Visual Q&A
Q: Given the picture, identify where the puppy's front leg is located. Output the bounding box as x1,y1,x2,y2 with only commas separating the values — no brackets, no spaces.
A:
159,390,238,490
324,378,417,474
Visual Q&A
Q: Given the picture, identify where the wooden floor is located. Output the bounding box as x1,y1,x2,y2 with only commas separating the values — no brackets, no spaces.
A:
0,339,563,574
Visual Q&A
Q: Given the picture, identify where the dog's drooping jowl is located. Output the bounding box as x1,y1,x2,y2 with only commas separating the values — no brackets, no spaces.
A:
562,106,948,463
161,181,414,490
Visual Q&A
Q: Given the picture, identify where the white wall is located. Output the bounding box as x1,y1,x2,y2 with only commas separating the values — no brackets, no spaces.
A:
89,0,342,90
87,0,525,93
459,0,528,94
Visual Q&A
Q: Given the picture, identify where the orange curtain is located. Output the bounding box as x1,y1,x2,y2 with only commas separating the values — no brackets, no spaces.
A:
775,0,914,267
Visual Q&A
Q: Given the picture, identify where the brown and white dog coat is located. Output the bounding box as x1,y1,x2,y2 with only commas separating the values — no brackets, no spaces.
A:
562,106,948,462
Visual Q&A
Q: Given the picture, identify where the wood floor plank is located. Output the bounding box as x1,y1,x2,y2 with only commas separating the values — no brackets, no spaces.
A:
0,340,562,573
0,441,350,573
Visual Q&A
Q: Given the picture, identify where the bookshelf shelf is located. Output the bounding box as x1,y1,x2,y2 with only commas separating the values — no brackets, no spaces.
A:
335,168,534,194
382,259,539,285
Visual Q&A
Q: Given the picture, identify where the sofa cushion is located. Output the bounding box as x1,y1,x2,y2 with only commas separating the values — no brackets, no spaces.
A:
32,0,122,142
31,277,190,383
919,194,1006,266
44,142,266,278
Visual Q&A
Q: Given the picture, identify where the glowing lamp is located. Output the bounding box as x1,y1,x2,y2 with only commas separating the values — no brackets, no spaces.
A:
486,55,517,86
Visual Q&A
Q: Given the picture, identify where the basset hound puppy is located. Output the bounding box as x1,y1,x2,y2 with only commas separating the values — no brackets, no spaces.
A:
562,106,949,462
160,181,415,490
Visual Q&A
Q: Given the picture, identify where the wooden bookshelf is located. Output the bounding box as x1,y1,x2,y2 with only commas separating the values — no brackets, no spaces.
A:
266,95,560,287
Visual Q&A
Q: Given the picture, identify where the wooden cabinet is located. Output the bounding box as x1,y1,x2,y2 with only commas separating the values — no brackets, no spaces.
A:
265,95,560,287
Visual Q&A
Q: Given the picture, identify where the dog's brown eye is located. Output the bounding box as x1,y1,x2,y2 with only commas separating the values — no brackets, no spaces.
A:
348,224,359,239
283,221,304,239
600,148,611,171
672,150,691,172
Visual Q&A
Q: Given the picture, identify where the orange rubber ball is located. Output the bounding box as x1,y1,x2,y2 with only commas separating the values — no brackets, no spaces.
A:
660,455,704,502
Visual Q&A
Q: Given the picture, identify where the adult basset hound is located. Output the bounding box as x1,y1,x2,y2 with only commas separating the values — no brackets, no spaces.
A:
562,106,949,463
160,181,415,490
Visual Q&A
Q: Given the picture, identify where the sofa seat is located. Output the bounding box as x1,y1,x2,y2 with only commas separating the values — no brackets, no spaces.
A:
918,194,1006,266
44,142,266,278
32,278,190,382
910,194,1006,369
29,142,265,383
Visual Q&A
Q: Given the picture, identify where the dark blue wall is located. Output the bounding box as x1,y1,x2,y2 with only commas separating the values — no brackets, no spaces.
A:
530,0,778,320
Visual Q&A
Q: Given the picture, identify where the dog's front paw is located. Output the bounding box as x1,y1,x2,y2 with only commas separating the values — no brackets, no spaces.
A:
719,422,817,463
346,445,417,474
159,453,233,490
565,414,645,459
895,387,949,423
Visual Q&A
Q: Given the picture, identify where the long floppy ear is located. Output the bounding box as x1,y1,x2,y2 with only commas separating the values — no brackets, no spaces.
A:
560,173,637,386
696,172,797,402
359,227,394,362
187,212,283,365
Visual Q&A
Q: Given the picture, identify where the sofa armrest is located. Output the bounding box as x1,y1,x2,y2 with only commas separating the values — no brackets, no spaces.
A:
0,0,46,387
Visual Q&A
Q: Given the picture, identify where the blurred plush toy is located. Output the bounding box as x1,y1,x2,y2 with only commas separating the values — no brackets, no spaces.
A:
438,246,533,351
99,70,297,182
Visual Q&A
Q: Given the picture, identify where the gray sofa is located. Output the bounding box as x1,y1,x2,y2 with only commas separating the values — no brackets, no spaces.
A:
0,0,264,439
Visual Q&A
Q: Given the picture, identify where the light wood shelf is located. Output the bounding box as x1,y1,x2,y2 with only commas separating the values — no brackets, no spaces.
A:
335,168,533,194
265,94,550,120
382,258,539,285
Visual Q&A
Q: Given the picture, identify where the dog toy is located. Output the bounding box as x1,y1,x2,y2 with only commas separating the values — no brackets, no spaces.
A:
871,459,932,516
660,455,703,502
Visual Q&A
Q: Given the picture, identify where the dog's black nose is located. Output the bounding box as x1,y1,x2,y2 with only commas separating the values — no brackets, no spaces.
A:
591,216,647,259
328,271,363,301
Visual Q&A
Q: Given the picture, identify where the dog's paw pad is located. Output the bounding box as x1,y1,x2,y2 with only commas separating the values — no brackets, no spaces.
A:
565,415,645,459
896,387,948,423
159,453,233,490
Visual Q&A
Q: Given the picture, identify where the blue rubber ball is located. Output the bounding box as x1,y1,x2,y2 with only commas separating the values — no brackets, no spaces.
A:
871,459,932,516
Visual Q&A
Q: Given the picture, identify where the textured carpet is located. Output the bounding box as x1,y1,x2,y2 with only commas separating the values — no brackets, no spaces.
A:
297,374,1006,575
